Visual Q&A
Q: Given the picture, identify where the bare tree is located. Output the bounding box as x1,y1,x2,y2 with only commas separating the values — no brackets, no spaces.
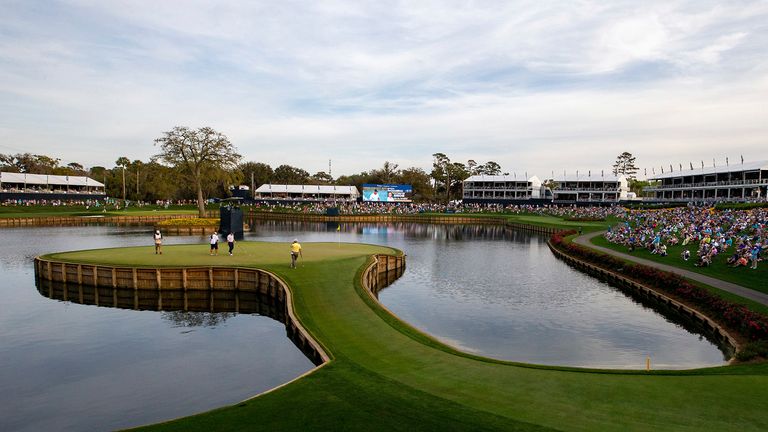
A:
154,127,241,217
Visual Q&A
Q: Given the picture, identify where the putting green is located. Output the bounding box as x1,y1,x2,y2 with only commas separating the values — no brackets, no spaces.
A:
43,242,768,431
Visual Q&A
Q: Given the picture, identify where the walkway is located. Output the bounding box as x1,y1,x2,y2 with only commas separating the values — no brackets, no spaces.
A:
574,231,768,307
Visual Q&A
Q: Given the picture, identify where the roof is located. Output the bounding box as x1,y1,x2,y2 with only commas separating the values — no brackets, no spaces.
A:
254,184,359,195
464,175,540,182
552,173,625,182
0,172,105,187
648,160,768,180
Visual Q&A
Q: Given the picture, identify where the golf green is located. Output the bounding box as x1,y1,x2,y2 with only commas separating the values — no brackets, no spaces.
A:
42,242,768,431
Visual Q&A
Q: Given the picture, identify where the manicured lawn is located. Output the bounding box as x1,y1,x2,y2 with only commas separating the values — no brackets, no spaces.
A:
590,235,767,294
506,214,617,232
0,204,209,218
44,242,768,431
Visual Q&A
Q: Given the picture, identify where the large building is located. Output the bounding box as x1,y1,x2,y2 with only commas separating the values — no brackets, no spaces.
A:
254,184,359,201
645,161,768,201
551,173,628,203
0,172,105,200
462,175,549,203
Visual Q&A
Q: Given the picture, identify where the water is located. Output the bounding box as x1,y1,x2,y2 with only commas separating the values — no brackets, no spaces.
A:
248,220,728,369
0,225,314,432
0,221,729,430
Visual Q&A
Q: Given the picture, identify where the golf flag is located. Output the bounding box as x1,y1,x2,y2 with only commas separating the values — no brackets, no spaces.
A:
337,224,341,232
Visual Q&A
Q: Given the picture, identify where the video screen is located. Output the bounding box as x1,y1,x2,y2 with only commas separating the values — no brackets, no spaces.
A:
362,184,413,202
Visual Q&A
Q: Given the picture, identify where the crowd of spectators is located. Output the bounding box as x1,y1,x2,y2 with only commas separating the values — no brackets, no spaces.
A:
604,206,766,270
244,200,626,219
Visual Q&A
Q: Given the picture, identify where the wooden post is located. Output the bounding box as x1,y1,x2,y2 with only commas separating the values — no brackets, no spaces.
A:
61,263,67,284
132,268,138,289
112,268,117,288
156,269,162,289
47,261,52,281
209,268,214,289
182,268,188,290
234,269,239,289
77,264,83,285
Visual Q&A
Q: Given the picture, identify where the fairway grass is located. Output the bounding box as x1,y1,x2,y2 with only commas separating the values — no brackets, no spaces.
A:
41,241,768,431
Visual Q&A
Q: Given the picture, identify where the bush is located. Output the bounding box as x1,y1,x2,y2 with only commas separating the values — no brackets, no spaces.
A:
735,340,768,362
157,218,219,226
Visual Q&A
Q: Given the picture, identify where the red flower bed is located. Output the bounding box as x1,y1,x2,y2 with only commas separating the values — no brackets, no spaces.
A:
550,230,768,342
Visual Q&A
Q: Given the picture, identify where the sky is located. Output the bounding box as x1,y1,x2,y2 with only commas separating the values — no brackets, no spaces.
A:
1,0,766,179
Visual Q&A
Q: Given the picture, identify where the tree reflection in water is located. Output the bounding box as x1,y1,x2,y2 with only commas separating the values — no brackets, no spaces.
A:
161,311,235,328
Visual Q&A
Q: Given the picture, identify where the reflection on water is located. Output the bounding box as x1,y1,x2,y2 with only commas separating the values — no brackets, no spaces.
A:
35,278,325,366
0,226,313,432
163,311,235,328
248,219,729,369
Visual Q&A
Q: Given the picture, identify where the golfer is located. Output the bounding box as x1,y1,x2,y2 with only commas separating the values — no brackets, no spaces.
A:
290,239,302,268
227,232,235,256
153,229,163,255
210,231,219,256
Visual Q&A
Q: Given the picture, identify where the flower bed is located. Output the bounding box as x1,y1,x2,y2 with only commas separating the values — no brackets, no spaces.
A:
550,230,768,357
156,217,219,227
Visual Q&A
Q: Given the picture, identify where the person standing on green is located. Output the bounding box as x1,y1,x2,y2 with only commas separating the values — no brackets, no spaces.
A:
290,239,302,268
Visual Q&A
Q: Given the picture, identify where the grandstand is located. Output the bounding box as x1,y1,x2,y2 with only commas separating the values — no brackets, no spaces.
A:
462,175,550,203
551,173,628,203
0,172,105,200
254,184,359,202
645,161,768,202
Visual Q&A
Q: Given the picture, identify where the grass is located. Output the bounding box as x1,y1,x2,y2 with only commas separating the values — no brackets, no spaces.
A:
43,242,768,431
506,214,615,231
0,204,209,218
589,235,768,294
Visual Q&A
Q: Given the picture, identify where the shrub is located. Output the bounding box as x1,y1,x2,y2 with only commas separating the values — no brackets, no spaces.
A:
157,218,219,226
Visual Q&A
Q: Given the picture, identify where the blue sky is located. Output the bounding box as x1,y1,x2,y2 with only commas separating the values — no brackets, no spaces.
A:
1,0,766,178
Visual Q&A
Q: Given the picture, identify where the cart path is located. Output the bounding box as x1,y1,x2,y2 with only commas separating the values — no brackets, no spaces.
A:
574,230,768,306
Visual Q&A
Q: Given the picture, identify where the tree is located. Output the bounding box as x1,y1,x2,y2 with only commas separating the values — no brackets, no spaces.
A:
238,162,274,190
612,152,638,179
311,171,334,184
478,161,502,176
273,164,310,184
397,167,433,202
372,161,400,184
115,156,130,202
154,126,241,217
431,153,451,204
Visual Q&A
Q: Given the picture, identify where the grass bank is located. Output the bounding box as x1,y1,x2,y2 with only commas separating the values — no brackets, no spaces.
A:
43,242,768,431
589,235,767,295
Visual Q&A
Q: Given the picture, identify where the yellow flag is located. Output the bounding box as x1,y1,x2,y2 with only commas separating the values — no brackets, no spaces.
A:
337,224,341,231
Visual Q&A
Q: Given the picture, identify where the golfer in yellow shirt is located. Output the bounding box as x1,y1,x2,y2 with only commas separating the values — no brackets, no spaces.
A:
290,239,302,268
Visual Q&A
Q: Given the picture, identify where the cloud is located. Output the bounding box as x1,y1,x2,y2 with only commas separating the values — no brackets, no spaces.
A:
0,0,766,176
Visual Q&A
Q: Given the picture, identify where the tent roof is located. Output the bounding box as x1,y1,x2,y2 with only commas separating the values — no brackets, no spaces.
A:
254,184,359,195
0,172,104,187
464,175,540,182
648,160,768,180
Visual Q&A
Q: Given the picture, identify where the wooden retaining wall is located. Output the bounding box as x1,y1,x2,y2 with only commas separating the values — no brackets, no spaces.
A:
504,222,560,235
250,212,506,225
34,257,329,365
546,241,740,354
361,254,407,297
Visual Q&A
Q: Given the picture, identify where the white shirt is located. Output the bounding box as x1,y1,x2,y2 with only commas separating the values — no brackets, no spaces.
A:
227,233,234,242
210,233,219,244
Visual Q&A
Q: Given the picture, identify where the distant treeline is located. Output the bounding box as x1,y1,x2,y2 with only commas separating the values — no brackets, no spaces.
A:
0,152,503,203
